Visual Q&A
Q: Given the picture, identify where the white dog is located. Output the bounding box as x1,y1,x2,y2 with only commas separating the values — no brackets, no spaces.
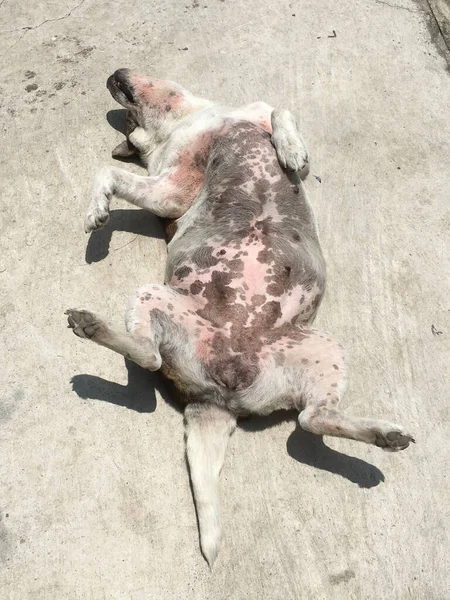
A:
67,69,414,567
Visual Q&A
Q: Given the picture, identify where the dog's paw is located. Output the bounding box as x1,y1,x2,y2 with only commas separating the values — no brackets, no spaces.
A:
65,309,104,339
277,142,309,173
375,428,415,452
84,202,110,233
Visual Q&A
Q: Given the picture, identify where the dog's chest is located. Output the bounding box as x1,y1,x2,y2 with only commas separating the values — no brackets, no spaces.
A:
167,123,324,334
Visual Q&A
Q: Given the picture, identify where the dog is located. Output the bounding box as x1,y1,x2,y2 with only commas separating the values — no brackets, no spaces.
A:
66,69,414,567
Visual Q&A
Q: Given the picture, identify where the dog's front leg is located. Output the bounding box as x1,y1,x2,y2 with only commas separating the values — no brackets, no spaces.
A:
85,166,189,232
271,108,310,178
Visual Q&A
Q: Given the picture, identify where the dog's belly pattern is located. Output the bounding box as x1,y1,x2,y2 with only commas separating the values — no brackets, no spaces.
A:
158,121,326,391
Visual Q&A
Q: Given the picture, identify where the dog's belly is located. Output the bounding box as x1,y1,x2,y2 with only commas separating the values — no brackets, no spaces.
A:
163,121,326,390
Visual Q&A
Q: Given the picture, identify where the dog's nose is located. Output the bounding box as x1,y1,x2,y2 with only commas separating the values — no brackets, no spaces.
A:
106,69,132,89
113,68,132,83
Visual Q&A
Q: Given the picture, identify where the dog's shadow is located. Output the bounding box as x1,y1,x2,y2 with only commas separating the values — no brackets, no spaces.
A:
71,359,172,413
241,412,385,489
71,367,384,488
85,209,166,264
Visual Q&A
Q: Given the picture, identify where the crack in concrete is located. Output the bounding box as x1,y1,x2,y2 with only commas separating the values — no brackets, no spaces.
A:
373,0,450,68
0,0,86,35
375,0,425,13
0,30,26,59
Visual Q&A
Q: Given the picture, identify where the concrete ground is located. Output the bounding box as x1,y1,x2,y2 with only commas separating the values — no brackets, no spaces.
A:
1,0,450,598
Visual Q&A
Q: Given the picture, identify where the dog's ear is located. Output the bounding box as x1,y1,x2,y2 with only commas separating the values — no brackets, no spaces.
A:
111,139,138,159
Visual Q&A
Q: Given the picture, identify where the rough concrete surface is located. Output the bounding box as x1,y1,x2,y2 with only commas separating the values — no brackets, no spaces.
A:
1,0,450,598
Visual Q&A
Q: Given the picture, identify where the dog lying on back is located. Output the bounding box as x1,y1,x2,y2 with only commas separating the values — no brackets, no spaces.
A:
66,69,414,567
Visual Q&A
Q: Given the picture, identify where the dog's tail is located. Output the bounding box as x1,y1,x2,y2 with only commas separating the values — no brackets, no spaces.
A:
184,403,236,568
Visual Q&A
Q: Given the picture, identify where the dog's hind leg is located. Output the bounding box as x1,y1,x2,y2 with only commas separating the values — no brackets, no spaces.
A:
293,333,415,450
66,284,198,374
184,402,236,568
240,329,414,451
288,332,415,450
271,108,310,178
65,309,162,370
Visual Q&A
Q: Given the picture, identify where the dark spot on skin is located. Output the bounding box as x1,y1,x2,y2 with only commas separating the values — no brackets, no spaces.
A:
190,281,204,295
315,360,320,364
227,258,244,273
174,265,192,279
25,70,36,79
267,282,283,296
331,383,338,388
166,104,171,111
54,81,66,90
167,303,174,310
25,83,38,92
251,294,265,307
333,364,339,370
301,358,308,364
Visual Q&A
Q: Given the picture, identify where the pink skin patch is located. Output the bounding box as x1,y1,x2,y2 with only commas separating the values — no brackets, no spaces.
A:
167,131,213,207
129,73,184,113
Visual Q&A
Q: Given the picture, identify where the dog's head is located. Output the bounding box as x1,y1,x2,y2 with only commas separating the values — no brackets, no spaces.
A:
107,68,208,159
107,68,205,123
